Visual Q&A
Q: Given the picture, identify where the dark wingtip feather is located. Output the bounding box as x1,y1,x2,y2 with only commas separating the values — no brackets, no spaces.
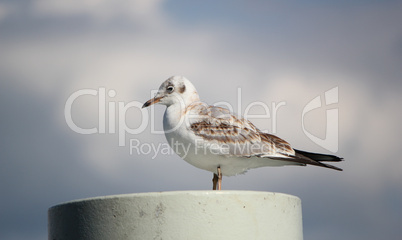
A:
293,149,344,171
294,149,344,162
318,162,343,171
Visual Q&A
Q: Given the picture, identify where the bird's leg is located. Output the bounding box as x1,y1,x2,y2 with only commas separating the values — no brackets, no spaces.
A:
212,173,218,190
217,166,222,190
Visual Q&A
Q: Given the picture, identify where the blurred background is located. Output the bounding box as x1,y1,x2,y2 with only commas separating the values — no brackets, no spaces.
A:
1,1,401,239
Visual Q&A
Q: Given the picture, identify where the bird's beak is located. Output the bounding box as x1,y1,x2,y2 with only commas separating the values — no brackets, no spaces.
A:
142,96,163,108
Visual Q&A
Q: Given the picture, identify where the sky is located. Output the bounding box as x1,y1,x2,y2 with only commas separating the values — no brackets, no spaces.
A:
1,0,402,239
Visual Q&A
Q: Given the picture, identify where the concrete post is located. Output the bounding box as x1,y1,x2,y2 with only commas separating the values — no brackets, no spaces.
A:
48,191,303,240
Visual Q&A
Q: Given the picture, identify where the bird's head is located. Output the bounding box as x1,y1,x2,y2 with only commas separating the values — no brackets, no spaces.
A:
142,76,200,108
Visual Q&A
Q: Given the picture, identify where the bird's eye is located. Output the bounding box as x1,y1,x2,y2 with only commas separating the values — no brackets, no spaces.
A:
167,86,174,92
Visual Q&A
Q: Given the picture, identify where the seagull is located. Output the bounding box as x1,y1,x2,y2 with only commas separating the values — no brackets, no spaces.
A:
142,76,343,190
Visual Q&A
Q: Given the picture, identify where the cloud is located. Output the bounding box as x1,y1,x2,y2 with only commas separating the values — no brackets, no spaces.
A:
32,0,166,24
0,3,9,21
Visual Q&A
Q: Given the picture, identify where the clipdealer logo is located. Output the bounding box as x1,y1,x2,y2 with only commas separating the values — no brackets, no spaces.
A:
64,86,339,154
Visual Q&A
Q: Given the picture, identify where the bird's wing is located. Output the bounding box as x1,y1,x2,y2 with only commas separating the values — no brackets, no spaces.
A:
185,103,295,158
185,103,343,171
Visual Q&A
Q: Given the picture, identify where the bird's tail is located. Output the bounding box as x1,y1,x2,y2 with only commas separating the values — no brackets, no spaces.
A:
293,149,344,171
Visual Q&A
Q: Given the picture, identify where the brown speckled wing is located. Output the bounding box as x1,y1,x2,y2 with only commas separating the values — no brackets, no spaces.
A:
186,104,295,157
186,103,342,170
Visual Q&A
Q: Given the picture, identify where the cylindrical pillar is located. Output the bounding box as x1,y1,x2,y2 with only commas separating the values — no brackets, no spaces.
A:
48,191,303,240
